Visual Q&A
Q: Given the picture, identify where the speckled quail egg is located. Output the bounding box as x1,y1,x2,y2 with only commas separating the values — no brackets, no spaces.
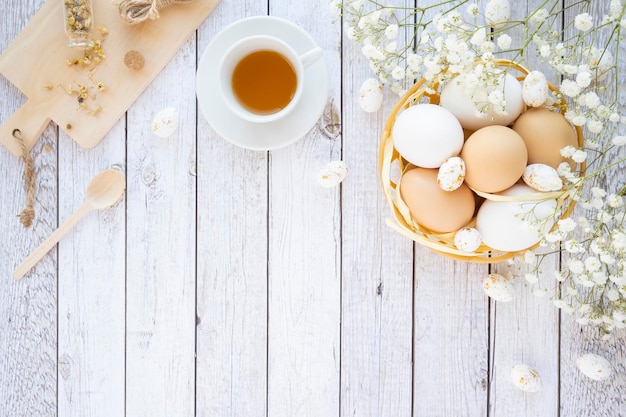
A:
454,227,482,253
510,364,542,392
576,353,612,381
318,161,349,187
152,107,179,138
437,157,466,191
522,164,563,192
482,273,515,302
358,78,384,113
522,71,549,107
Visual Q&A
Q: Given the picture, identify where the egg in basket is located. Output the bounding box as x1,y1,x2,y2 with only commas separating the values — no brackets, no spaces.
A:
379,60,585,263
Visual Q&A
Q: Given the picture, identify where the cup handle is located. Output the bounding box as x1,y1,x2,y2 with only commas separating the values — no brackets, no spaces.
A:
299,47,323,69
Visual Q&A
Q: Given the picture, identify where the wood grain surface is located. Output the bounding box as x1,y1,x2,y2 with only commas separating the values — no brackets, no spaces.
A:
0,1,625,417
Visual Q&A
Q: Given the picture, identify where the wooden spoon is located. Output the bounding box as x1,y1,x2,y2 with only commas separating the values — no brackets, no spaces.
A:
13,169,126,280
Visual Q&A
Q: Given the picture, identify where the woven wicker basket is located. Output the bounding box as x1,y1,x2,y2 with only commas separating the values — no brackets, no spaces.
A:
379,60,585,263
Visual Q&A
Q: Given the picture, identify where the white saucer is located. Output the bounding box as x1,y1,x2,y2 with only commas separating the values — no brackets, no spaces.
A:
196,16,329,151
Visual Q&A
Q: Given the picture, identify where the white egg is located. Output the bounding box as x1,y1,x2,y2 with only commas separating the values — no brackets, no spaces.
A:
576,353,612,381
510,364,542,392
358,78,383,113
454,227,482,253
318,160,348,187
437,157,466,191
392,104,464,168
523,164,563,192
522,71,549,107
485,0,511,28
152,107,179,138
476,184,557,252
482,273,515,302
440,72,523,131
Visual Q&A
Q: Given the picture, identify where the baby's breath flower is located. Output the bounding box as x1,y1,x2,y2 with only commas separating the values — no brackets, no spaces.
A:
575,13,594,32
612,136,626,146
560,146,577,158
571,150,588,163
560,79,581,97
607,194,624,208
466,3,479,17
497,34,512,50
585,257,601,272
530,8,549,25
525,273,539,284
578,92,600,108
587,120,603,133
384,23,398,40
576,71,592,88
558,218,577,233
391,66,405,80
470,28,487,46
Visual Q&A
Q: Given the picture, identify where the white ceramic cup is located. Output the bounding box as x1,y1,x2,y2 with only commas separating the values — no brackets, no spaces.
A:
219,35,323,123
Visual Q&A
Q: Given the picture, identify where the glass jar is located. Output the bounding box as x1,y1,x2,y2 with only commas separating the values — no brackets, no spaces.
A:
63,0,94,47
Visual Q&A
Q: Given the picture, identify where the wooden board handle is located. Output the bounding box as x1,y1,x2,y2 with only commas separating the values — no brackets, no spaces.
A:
0,99,51,156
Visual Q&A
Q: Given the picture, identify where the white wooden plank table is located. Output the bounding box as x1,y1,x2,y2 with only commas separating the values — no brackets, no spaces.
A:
0,1,625,416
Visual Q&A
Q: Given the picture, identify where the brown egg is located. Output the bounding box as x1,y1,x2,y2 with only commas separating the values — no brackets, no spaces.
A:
461,126,528,193
512,107,579,169
400,167,475,233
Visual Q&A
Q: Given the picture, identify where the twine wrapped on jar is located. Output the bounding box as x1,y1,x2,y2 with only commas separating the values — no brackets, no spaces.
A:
114,0,194,24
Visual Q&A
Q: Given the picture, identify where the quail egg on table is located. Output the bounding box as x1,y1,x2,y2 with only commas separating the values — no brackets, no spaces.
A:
482,273,514,302
576,353,612,381
510,364,542,392
318,161,349,187
152,107,180,138
358,78,384,113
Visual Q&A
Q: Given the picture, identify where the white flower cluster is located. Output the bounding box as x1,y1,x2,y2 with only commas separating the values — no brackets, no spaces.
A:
518,135,626,337
335,0,519,112
334,0,626,336
535,189,626,337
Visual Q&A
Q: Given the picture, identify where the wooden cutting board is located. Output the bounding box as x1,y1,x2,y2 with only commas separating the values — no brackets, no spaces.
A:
0,0,220,156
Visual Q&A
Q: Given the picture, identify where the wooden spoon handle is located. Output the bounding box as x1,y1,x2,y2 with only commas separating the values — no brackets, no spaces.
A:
13,203,92,280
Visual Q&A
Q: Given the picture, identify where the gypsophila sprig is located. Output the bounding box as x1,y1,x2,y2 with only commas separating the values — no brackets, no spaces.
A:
335,0,626,337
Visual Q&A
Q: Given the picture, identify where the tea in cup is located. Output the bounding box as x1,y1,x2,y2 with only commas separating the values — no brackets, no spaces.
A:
219,35,323,123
